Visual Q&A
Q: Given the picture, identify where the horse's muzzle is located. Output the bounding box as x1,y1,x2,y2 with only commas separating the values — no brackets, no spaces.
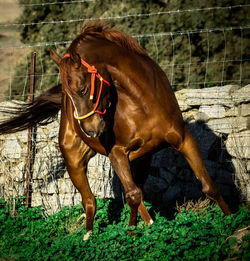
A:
80,118,106,138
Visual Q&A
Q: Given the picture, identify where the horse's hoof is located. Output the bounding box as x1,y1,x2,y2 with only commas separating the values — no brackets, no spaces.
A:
148,219,154,225
83,231,92,241
127,230,135,237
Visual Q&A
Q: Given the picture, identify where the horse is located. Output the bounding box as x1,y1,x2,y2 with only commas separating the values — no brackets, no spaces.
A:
0,21,231,239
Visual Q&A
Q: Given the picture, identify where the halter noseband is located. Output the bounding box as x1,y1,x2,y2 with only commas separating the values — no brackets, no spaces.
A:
63,53,111,120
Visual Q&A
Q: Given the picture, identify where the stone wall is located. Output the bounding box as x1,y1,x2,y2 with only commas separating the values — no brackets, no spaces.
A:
0,84,249,213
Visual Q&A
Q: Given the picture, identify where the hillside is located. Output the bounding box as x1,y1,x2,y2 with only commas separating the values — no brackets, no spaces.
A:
0,0,23,99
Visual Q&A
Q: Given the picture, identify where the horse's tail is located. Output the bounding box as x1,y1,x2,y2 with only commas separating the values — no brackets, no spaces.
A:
0,84,62,135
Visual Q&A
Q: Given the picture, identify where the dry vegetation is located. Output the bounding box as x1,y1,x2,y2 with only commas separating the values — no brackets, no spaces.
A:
175,198,214,213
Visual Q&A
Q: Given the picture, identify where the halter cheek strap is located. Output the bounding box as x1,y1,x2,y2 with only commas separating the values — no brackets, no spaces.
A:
63,53,111,120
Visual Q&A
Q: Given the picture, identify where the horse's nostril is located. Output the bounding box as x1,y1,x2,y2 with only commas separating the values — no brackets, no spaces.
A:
86,130,96,138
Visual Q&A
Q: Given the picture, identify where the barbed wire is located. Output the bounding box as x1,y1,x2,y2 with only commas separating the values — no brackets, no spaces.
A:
134,25,250,38
19,0,95,7
4,57,249,81
0,41,71,50
1,25,249,50
100,4,250,20
0,3,249,28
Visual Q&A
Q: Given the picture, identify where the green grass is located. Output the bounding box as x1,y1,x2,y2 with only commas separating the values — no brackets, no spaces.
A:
0,198,249,261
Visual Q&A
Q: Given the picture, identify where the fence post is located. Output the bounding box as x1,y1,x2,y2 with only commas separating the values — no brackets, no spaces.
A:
25,52,36,208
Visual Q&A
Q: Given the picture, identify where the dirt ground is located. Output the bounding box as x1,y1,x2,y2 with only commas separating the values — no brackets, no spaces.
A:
0,0,24,100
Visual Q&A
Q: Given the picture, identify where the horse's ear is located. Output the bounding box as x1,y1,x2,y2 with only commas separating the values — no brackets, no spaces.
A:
50,49,62,66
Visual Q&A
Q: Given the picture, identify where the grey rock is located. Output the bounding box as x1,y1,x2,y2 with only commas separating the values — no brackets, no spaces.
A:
232,117,250,132
231,158,249,203
217,184,232,197
247,161,250,172
159,168,175,184
187,123,217,159
225,106,240,117
214,170,235,186
240,103,250,117
226,130,250,159
176,85,240,107
178,168,195,182
203,160,220,179
41,180,58,194
232,84,250,105
184,183,203,199
182,109,199,122
1,134,22,160
11,161,25,181
206,118,234,134
199,105,226,119
162,184,182,202
58,178,75,194
144,175,168,194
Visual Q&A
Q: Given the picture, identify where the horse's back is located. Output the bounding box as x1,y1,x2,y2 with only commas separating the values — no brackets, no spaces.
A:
110,52,186,157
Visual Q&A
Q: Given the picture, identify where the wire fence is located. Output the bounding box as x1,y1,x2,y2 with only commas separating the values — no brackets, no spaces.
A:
0,2,249,101
0,1,249,214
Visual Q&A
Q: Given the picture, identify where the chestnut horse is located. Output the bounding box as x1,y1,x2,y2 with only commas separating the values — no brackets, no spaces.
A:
0,22,231,238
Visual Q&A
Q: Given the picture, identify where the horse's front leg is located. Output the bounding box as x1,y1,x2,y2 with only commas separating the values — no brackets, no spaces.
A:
109,146,141,227
59,105,96,239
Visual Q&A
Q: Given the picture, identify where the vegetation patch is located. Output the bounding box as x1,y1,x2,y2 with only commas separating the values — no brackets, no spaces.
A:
8,0,250,99
0,198,249,260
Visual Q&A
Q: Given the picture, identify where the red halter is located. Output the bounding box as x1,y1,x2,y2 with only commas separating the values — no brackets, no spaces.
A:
63,53,111,120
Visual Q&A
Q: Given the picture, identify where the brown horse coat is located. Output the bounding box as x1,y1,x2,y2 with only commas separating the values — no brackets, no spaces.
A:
49,22,231,236
0,22,231,238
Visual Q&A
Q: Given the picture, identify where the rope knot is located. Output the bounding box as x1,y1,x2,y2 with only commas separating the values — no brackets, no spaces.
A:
88,65,97,74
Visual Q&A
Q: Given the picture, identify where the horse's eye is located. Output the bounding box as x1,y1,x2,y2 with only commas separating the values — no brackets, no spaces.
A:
78,88,88,96
107,100,111,108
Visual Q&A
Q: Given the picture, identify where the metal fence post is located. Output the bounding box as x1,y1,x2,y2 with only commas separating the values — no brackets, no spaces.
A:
25,52,36,208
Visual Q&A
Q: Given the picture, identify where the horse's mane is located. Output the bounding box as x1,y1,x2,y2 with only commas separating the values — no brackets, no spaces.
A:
68,21,148,57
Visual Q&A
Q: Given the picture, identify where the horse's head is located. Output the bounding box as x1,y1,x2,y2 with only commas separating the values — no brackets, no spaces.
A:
50,49,111,138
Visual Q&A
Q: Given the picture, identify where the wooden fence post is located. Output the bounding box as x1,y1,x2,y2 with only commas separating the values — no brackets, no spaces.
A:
25,52,36,208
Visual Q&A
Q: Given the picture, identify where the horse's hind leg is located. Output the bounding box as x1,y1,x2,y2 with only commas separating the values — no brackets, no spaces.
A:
131,156,154,225
177,126,232,215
